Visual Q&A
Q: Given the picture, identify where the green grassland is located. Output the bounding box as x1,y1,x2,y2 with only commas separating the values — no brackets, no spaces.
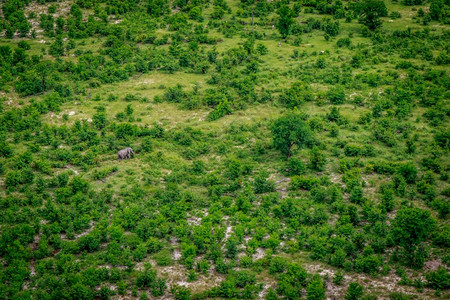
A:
0,0,449,299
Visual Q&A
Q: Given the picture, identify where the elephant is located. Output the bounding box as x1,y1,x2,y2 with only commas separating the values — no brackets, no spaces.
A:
118,147,134,161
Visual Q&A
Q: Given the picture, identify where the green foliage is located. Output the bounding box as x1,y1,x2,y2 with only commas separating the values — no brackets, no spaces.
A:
279,82,312,109
392,207,437,268
277,5,295,40
136,265,167,296
396,163,417,184
290,175,320,190
426,267,450,290
0,1,448,298
254,171,276,194
392,207,436,247
207,99,232,121
355,0,388,30
287,157,306,175
306,275,326,300
271,112,315,159
346,282,364,300
309,147,327,171
328,87,346,104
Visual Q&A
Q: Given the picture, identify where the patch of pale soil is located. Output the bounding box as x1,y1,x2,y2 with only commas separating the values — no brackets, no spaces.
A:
304,262,438,299
187,216,202,226
424,259,448,271
65,164,79,175
253,248,266,260
329,173,341,185
223,223,233,241
154,263,224,296
99,264,128,271
173,249,181,260
138,79,155,85
258,284,273,299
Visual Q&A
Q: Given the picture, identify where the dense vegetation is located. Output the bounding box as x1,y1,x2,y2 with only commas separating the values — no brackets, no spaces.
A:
0,0,449,299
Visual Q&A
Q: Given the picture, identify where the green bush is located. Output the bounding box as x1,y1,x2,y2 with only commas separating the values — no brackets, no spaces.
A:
328,87,346,104
207,100,232,121
290,175,320,190
346,282,364,300
344,144,363,157
306,275,326,300
271,112,315,159
396,163,417,184
309,147,327,171
426,267,450,290
287,157,306,175
154,250,173,266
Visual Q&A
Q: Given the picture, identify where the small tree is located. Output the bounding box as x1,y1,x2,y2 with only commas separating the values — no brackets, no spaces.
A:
346,282,364,300
271,112,314,159
392,207,436,248
306,275,326,300
392,207,436,268
36,61,54,94
277,5,295,40
309,147,327,171
356,0,388,31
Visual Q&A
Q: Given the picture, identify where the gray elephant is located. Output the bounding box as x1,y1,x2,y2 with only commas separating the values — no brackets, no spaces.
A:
118,147,134,161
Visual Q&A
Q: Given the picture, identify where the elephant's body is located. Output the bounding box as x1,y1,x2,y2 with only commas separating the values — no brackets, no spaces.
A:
118,147,134,161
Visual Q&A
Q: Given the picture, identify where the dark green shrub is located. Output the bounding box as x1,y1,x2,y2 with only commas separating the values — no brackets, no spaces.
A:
344,144,363,157
426,267,450,290
269,257,287,275
290,176,320,190
0,142,13,158
271,112,315,159
309,147,327,171
328,87,346,104
396,163,417,184
207,100,232,121
287,157,306,175
306,275,326,300
346,282,364,300
254,171,276,194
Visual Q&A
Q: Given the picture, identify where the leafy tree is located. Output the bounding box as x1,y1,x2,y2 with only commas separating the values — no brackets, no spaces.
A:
254,171,276,194
356,0,388,31
392,207,437,268
392,208,436,248
429,0,446,21
277,5,295,40
396,163,417,184
49,35,65,57
324,21,340,37
0,142,13,158
16,70,43,96
171,284,191,300
36,61,54,94
271,112,314,159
